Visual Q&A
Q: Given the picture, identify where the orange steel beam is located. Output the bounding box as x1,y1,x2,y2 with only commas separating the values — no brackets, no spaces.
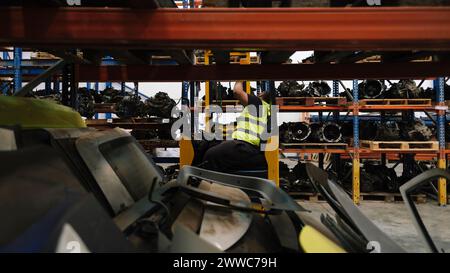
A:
74,62,450,82
1,7,450,50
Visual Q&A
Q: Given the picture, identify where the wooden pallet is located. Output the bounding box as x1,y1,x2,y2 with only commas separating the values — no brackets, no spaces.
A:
281,143,348,150
361,192,427,204
360,99,432,106
360,140,439,151
276,97,347,106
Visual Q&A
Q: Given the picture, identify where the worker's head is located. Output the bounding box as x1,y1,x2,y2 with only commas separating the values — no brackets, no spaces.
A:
258,91,271,103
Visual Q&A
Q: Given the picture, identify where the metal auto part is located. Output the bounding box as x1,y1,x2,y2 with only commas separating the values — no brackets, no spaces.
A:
303,81,331,97
385,79,422,99
151,166,307,213
145,92,176,118
308,122,324,142
358,80,385,99
306,164,406,253
277,81,305,97
197,182,253,251
400,169,450,253
75,128,163,214
116,94,145,118
399,118,433,141
280,122,312,143
321,122,343,143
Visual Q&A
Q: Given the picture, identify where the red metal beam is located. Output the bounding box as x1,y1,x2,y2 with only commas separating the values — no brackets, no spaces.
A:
1,7,450,50
76,62,450,82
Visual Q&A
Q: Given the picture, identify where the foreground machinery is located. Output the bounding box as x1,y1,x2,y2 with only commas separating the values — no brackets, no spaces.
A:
0,97,446,253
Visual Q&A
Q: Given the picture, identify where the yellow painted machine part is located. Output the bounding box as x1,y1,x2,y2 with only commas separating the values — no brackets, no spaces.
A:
179,137,195,167
265,136,280,186
352,156,360,205
299,226,346,253
438,158,447,206
0,96,86,128
204,50,211,133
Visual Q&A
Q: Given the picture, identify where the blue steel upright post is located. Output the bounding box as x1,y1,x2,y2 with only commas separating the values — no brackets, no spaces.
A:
333,80,341,174
435,77,447,206
94,82,99,119
105,81,112,119
13,47,22,93
352,80,360,205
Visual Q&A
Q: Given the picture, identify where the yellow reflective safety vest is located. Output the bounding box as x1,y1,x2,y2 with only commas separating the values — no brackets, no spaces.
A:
232,100,270,146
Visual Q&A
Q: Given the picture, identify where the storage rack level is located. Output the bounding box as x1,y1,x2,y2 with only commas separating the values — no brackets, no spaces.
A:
278,79,448,206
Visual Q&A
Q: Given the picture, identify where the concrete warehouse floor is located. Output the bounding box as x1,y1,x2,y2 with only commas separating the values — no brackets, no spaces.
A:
299,200,450,253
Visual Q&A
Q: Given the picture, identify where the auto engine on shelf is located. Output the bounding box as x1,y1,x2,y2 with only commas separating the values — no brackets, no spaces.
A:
332,161,399,193
98,87,123,103
280,121,342,143
280,122,311,143
385,79,423,99
277,81,331,97
276,81,305,97
363,162,399,193
358,80,385,99
309,122,342,143
398,118,434,141
116,94,145,118
303,81,331,97
145,92,177,118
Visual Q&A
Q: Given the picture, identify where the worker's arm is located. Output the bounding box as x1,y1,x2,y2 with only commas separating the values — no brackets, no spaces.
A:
233,81,249,106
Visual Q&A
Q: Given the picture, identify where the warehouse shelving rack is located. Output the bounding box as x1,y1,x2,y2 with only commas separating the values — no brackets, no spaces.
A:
279,78,448,205
2,3,450,205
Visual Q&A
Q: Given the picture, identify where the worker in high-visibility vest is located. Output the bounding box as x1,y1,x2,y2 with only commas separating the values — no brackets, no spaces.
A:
194,81,271,172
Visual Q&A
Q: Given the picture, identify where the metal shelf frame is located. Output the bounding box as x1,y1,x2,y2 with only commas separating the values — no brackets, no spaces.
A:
1,5,450,205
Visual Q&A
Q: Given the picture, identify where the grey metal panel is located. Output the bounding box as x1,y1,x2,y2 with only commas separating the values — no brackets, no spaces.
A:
400,169,450,253
198,183,253,251
75,128,135,214
328,181,406,253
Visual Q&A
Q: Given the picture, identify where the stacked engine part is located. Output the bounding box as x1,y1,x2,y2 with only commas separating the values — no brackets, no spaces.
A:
76,87,96,118
279,122,311,143
385,79,423,99
144,92,177,118
96,87,123,103
358,80,385,99
340,119,434,142
276,81,330,97
116,94,145,118
340,80,434,100
331,161,400,193
303,81,331,97
277,81,305,97
279,161,315,193
280,122,343,143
